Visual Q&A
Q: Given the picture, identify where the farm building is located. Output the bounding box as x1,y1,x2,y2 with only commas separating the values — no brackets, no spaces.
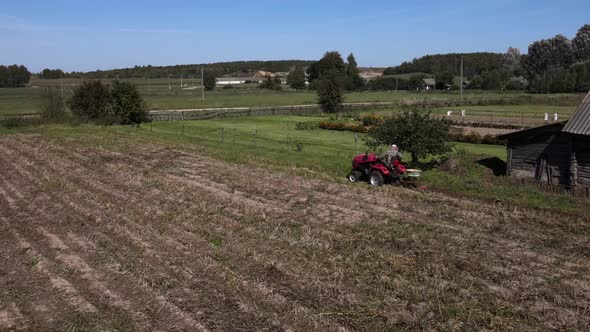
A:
499,91,590,188
420,78,436,91
216,77,262,85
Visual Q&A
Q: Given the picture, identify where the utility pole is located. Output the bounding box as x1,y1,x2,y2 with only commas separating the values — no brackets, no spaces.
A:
148,77,151,95
180,73,183,88
168,74,171,94
460,55,464,105
201,66,205,102
60,74,64,99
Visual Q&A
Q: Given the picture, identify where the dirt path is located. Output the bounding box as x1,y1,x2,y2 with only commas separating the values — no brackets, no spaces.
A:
1,134,589,331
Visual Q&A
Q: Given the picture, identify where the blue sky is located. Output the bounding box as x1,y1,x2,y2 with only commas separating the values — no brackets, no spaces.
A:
1,0,589,72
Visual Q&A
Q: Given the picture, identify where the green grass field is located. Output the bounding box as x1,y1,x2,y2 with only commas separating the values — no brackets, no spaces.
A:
1,77,584,115
2,114,588,216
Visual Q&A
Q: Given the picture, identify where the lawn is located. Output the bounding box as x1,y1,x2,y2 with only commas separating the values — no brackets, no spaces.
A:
3,114,588,216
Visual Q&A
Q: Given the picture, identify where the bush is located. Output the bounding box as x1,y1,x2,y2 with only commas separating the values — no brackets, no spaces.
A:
111,80,150,125
68,81,113,123
360,114,384,126
222,85,233,89
40,87,67,122
295,121,320,130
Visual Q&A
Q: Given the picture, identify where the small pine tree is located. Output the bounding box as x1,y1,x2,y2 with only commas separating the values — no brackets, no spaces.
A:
317,71,343,113
203,71,216,90
287,66,306,90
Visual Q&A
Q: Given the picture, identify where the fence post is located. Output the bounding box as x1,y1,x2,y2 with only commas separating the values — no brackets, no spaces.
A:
521,112,524,128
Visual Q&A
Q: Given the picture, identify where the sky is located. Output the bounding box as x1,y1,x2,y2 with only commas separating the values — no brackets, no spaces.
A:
1,0,589,72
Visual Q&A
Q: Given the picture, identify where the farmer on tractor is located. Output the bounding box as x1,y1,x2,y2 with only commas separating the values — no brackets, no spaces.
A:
381,144,403,171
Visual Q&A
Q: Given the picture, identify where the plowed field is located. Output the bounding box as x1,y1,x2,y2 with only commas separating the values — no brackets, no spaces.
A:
1,135,589,331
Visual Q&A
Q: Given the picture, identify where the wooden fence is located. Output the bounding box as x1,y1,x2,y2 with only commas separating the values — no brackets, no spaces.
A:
509,177,590,199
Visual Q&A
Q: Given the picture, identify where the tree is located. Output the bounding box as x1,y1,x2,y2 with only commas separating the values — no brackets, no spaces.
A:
502,47,522,76
481,70,503,90
111,80,149,125
203,70,216,90
317,71,343,113
306,51,347,87
524,34,574,78
68,81,112,122
41,68,65,79
0,65,31,87
259,75,282,90
434,71,454,90
573,24,590,63
367,110,452,162
346,53,365,91
287,66,306,90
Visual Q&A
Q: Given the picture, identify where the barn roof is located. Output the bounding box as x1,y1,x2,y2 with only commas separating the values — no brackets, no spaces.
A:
563,90,590,135
498,122,566,140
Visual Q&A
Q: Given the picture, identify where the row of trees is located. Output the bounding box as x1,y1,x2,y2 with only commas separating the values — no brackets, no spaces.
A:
41,81,150,125
0,65,31,88
63,60,315,79
40,68,65,79
522,25,590,93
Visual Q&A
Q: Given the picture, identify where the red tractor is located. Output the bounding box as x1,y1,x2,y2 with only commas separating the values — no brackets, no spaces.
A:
348,153,421,187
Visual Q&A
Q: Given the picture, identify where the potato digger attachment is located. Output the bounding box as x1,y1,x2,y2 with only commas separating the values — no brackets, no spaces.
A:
348,153,421,187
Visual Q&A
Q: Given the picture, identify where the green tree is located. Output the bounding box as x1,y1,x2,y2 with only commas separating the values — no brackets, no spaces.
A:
68,81,112,122
481,70,503,90
203,70,216,90
259,75,282,90
111,80,149,125
367,110,452,162
306,51,346,86
317,71,343,113
346,53,365,90
434,71,454,89
573,24,590,63
524,34,574,78
287,66,306,90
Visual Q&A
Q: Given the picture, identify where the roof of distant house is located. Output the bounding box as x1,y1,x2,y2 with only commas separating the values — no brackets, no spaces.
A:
422,78,436,85
563,90,590,136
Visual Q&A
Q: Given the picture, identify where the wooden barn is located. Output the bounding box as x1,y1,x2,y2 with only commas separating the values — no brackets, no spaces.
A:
499,91,590,188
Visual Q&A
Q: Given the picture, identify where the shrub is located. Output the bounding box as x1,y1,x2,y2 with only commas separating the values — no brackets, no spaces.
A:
111,80,150,125
367,109,453,162
40,87,67,122
360,114,384,126
68,81,113,123
295,121,320,130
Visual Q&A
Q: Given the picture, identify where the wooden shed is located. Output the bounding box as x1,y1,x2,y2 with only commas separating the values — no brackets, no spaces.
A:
499,91,590,188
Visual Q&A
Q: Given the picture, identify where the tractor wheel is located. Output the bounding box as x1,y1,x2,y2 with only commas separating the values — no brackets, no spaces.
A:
369,171,384,187
348,171,361,183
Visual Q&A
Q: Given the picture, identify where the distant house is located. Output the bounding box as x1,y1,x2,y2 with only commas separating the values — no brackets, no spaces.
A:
499,91,590,188
359,71,383,82
254,70,275,79
216,77,262,85
216,77,248,85
420,78,436,91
